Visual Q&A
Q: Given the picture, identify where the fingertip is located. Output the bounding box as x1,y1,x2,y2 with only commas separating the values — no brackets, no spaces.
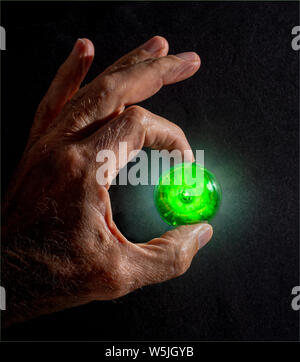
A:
185,53,201,77
192,53,201,73
75,38,94,72
175,51,201,68
197,223,213,249
183,149,195,163
80,38,95,57
175,222,213,249
71,38,95,59
170,222,212,246
162,52,201,84
194,53,201,71
194,52,201,66
154,35,169,56
197,54,201,67
140,35,169,56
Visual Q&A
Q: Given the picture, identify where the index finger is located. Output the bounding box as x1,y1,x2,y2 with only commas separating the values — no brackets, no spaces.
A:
87,105,195,188
61,52,200,131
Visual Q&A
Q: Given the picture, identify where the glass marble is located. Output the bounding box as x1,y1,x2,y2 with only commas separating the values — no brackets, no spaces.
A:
154,163,221,226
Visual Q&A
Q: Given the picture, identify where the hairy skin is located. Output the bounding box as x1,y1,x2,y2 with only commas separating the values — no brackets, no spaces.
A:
1,36,213,327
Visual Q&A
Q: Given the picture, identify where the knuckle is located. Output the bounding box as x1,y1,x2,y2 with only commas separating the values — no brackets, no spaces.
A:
98,74,117,94
104,269,123,292
171,244,190,277
118,49,149,68
63,87,99,129
148,59,164,88
102,259,130,297
90,241,133,299
124,105,145,125
58,145,85,177
131,48,149,61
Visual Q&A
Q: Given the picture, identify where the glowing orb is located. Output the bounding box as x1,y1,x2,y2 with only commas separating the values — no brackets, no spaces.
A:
154,163,221,226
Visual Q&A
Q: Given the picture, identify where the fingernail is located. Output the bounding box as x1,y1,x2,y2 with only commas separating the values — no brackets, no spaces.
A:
140,36,164,53
175,52,199,62
71,38,85,56
198,224,213,249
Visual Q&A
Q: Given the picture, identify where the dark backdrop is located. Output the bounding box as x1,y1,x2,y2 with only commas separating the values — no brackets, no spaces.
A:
1,1,299,341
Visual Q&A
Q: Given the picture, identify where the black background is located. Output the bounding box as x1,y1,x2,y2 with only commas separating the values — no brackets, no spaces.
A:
1,1,299,341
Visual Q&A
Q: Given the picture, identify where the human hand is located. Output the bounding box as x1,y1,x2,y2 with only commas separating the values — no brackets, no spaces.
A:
2,36,213,326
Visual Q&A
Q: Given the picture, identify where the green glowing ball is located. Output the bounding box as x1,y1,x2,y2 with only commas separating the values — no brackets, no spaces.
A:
154,163,221,226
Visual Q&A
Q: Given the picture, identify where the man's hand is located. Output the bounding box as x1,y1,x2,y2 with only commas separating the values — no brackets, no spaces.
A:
1,36,213,327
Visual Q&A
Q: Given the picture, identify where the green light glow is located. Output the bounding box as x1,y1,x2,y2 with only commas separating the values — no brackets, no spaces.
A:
154,163,221,226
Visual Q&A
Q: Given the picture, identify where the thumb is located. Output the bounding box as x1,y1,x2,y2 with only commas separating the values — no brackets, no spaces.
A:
130,223,213,287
